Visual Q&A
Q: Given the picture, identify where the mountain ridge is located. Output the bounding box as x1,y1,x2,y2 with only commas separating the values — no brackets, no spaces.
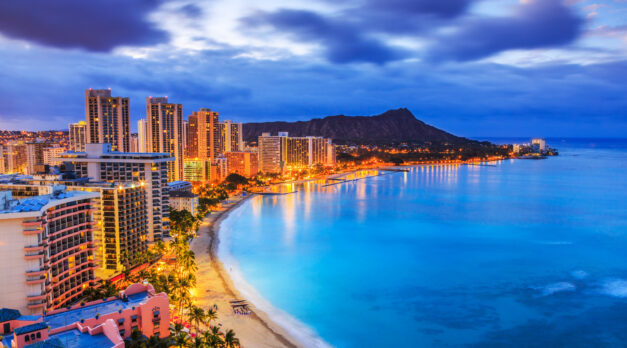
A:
242,108,469,144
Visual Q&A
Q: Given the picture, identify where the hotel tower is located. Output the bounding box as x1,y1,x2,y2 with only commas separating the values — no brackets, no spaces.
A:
85,89,131,152
187,108,220,161
0,188,100,314
146,97,184,181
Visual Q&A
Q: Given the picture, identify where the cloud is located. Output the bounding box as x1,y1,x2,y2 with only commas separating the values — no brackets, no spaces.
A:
364,0,473,19
429,0,584,61
0,0,170,52
242,9,406,64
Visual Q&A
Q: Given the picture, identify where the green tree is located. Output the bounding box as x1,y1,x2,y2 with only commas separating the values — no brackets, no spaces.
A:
224,329,240,348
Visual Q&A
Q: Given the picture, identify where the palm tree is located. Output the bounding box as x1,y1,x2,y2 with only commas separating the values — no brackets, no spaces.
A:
188,306,205,335
224,329,240,348
171,323,190,348
202,327,224,348
205,308,218,328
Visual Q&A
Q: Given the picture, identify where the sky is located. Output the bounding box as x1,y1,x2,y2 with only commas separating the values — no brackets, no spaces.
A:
0,0,626,137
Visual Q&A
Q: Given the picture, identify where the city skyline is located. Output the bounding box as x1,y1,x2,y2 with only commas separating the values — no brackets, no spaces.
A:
0,0,625,137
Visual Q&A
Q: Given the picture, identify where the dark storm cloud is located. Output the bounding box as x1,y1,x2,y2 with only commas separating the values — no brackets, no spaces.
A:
429,0,583,61
242,9,406,64
0,0,169,52
243,0,583,64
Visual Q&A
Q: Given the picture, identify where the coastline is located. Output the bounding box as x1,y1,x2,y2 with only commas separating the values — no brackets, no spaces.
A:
190,194,306,348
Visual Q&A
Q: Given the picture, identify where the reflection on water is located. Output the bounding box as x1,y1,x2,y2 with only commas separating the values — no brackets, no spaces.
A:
225,151,627,347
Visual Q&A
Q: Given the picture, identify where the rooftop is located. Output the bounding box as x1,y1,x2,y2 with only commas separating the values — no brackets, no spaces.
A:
0,188,95,214
14,322,48,335
0,308,22,322
46,329,113,348
169,191,198,198
44,291,150,329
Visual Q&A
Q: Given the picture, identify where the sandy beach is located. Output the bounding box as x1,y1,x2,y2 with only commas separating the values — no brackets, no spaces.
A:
190,194,305,348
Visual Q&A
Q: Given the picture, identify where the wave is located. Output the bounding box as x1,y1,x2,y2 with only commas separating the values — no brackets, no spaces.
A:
598,278,627,298
218,202,332,348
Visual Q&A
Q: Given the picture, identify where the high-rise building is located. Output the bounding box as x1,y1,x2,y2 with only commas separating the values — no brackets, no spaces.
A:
85,89,130,152
25,142,46,175
57,144,172,242
68,121,86,152
146,97,184,181
258,132,287,174
130,134,139,152
210,156,228,183
42,146,65,167
4,143,28,174
67,183,148,272
185,115,199,159
218,120,243,153
225,151,258,177
137,118,148,153
286,136,335,169
188,109,219,162
0,187,100,314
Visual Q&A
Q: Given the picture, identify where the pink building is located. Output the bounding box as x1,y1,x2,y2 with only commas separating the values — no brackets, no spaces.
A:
0,283,169,348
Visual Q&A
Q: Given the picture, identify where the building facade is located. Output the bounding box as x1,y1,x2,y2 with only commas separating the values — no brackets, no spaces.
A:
225,151,258,177
68,183,148,272
258,132,287,174
188,108,219,162
0,188,100,314
85,89,130,152
137,118,148,153
57,144,172,242
0,282,170,348
146,97,184,181
68,121,86,152
169,191,199,216
218,120,243,154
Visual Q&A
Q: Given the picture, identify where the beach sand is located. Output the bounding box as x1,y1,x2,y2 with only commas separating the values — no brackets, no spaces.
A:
190,194,305,348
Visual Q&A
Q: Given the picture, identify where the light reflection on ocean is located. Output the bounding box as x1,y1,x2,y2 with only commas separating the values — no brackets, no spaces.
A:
222,139,627,347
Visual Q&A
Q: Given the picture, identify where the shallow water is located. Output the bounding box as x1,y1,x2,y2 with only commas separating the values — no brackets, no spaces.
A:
220,139,627,347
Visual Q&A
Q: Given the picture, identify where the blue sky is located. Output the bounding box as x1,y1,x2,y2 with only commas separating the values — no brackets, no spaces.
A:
0,0,626,137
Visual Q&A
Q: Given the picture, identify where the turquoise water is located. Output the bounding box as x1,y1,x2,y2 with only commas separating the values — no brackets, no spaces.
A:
219,139,627,347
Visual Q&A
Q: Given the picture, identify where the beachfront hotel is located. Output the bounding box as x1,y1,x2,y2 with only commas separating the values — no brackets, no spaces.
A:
258,132,288,174
146,97,184,181
0,282,170,348
85,89,131,153
259,132,336,173
56,144,172,242
0,187,100,315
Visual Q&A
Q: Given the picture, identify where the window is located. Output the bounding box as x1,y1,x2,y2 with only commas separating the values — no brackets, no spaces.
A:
36,332,41,339
25,335,29,342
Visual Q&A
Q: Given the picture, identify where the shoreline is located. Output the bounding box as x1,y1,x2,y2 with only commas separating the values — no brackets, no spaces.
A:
190,194,305,348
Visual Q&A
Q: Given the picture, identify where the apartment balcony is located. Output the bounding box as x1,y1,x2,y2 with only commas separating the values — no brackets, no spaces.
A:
25,252,45,260
26,276,46,285
27,294,47,301
27,300,46,310
22,220,43,227
23,228,43,235
26,269,47,277
24,245,45,253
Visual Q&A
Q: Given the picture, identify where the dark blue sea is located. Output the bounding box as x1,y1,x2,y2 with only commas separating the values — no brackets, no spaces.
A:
219,138,627,347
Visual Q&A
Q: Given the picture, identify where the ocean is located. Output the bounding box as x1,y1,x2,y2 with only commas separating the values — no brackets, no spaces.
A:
218,138,627,347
